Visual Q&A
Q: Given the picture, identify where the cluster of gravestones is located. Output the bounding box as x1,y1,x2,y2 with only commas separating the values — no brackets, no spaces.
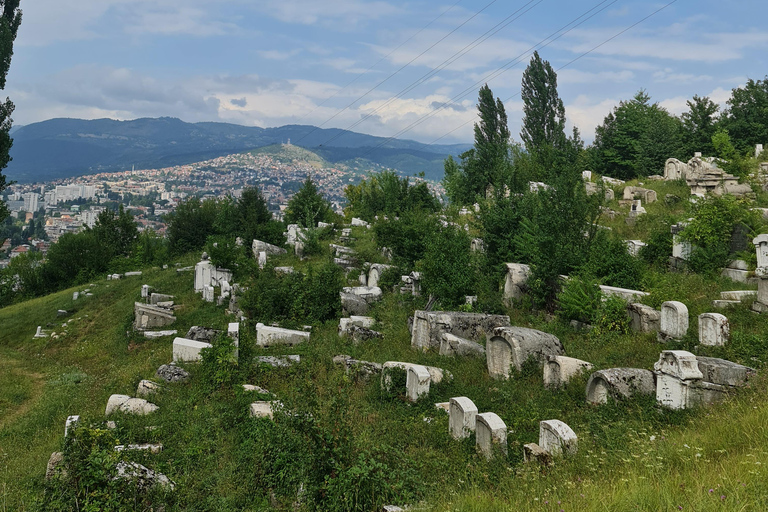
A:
134,283,177,335
32,286,96,340
193,252,235,306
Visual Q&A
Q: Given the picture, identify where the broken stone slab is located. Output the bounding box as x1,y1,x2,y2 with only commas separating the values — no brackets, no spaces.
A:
124,271,143,277
487,326,564,379
367,263,394,288
342,286,383,303
115,461,174,490
654,350,706,410
143,330,178,339
586,368,655,404
249,401,279,419
543,356,593,389
722,267,750,283
255,324,310,347
105,395,159,416
713,299,741,308
351,217,370,227
657,301,689,342
156,363,189,383
539,420,578,456
134,303,176,330
172,337,212,362
137,380,160,397
449,397,478,439
523,443,552,465
405,365,431,402
252,239,287,257
380,362,451,394
333,355,382,381
274,266,295,274
439,332,486,358
627,303,661,333
654,350,703,381
33,326,47,338
185,326,222,343
347,325,384,344
256,355,301,368
149,293,174,305
503,263,531,303
411,311,511,351
242,384,272,394
339,316,376,336
698,313,729,346
341,292,369,316
697,357,755,387
476,412,507,459
720,290,756,301
599,285,649,302
114,444,163,454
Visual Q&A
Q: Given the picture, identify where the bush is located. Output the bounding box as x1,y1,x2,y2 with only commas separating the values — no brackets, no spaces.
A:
557,275,601,324
580,231,644,289
419,224,477,308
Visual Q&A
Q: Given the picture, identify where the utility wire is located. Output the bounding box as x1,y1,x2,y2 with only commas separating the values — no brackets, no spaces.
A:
296,0,464,123
293,0,499,145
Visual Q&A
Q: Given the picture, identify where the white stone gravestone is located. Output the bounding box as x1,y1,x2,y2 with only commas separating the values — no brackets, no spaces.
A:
539,420,578,456
475,412,507,459
698,313,729,346
658,301,689,342
172,337,212,362
405,364,431,402
448,397,478,439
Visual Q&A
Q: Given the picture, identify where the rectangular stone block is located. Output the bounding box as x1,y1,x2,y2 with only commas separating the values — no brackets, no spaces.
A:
255,324,310,347
172,337,212,362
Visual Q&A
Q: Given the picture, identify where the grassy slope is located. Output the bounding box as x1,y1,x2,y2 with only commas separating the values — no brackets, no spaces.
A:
2,183,768,510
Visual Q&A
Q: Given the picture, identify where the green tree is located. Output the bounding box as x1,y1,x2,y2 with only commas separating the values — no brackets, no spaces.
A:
345,170,439,221
681,95,720,157
166,197,221,254
236,186,284,246
721,77,768,152
0,0,21,222
419,224,476,308
442,85,511,204
520,51,566,171
590,91,684,179
91,205,137,257
284,177,333,228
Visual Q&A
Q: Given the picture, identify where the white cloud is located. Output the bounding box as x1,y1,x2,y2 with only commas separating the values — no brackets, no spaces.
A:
250,0,400,26
257,49,303,60
565,95,620,142
558,69,635,85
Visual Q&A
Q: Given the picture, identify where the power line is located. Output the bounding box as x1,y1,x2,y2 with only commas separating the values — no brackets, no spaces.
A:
356,0,619,161
316,0,545,147
295,0,464,124
293,0,499,145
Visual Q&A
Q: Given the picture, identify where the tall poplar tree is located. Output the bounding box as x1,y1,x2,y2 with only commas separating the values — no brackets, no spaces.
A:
520,51,566,170
0,0,21,222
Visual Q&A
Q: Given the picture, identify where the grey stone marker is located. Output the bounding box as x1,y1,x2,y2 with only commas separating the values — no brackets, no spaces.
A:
698,313,729,346
475,412,507,459
654,350,703,410
658,301,689,342
449,397,478,439
65,415,80,437
543,356,593,389
586,368,655,404
405,364,431,402
539,420,578,456
486,326,563,379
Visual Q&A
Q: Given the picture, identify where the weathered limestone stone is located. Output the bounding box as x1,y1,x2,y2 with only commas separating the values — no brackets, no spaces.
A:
134,303,175,330
627,303,661,333
486,327,564,379
114,444,163,454
340,292,369,316
202,285,215,303
665,157,688,180
333,355,382,380
713,299,741,309
141,284,151,298
449,397,477,439
476,412,507,459
347,326,383,344
155,363,189,383
523,443,552,465
252,239,287,257
124,271,142,277
657,301,689,342
439,332,486,358
258,251,267,269
698,313,729,346
367,264,393,288
65,415,80,437
136,380,160,397
46,452,65,480
406,364,431,402
172,337,212,362
381,362,450,394
34,326,47,338
411,311,510,351
654,350,704,410
539,420,578,456
503,263,531,303
149,293,174,305
242,384,271,394
351,217,370,227
697,357,755,387
435,402,450,413
256,355,301,367
626,240,647,257
249,401,277,419
255,324,310,347
105,395,158,416
720,290,757,301
194,258,213,293
339,316,375,336
383,506,404,512
543,356,593,389
599,285,649,302
722,259,750,283
342,286,382,303
115,461,175,490
586,368,655,404
185,326,221,343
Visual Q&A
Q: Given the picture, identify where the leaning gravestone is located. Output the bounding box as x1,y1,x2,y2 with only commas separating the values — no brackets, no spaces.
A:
586,368,655,404
486,326,564,379
475,412,507,459
405,365,431,402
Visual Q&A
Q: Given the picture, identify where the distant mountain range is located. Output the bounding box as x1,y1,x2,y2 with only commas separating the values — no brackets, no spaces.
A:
5,117,471,183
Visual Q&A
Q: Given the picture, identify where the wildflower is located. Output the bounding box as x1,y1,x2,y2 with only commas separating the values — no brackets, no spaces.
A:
709,489,714,493
721,495,726,501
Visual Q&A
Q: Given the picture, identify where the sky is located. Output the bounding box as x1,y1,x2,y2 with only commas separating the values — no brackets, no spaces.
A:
6,0,768,146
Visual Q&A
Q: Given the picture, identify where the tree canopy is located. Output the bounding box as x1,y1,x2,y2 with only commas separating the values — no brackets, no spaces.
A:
520,51,566,168
284,177,334,228
0,0,22,222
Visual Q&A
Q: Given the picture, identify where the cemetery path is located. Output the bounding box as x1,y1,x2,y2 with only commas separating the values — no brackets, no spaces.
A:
0,355,44,431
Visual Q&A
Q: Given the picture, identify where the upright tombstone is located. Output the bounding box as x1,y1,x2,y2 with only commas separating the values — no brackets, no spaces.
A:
486,326,564,380
65,415,80,437
627,303,661,333
141,285,150,299
194,254,213,293
411,311,510,351
657,301,689,342
202,285,215,303
539,420,578,456
449,397,478,439
228,322,239,359
654,350,704,410
752,234,768,313
367,263,393,288
503,263,531,304
475,413,507,459
698,313,729,346
405,365,432,402
670,222,692,269
586,368,655,404
543,356,593,389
